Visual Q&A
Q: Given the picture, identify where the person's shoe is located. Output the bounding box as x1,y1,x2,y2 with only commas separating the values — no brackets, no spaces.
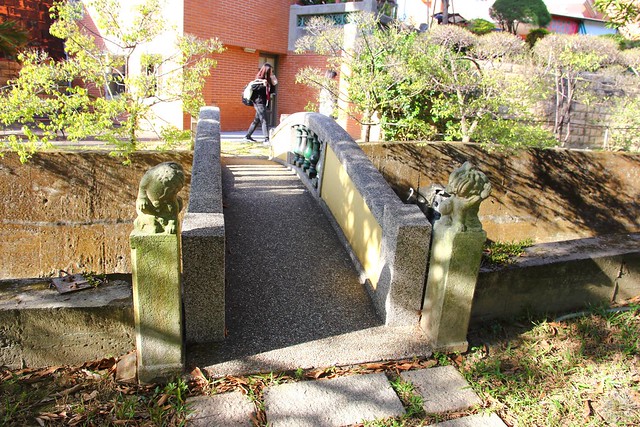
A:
262,139,270,146
244,135,256,142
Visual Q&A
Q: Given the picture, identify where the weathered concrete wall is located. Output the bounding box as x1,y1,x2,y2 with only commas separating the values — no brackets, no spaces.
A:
473,233,640,321
0,151,193,279
0,276,134,368
362,142,640,244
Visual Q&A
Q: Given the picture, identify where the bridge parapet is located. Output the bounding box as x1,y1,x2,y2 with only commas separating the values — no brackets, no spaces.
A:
271,113,431,326
181,107,225,343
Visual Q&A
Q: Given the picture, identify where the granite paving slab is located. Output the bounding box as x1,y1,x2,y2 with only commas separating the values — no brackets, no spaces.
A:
263,372,405,427
401,365,482,413
186,391,255,427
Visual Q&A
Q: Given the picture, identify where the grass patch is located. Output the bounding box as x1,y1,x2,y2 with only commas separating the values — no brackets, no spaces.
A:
2,303,637,426
221,140,270,157
463,304,640,426
0,358,191,426
482,238,534,266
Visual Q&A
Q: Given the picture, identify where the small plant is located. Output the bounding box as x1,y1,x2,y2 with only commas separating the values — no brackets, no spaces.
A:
468,18,496,35
482,238,533,266
433,352,451,366
525,28,550,48
389,376,425,418
83,271,107,288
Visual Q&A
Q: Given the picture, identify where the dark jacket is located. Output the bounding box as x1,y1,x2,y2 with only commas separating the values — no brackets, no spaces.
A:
251,80,276,106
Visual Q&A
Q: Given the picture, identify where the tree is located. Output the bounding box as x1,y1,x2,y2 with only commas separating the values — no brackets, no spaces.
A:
594,0,640,40
295,13,423,141
532,34,621,144
489,0,551,35
467,18,496,35
0,0,223,162
412,27,553,146
295,14,553,147
0,20,28,58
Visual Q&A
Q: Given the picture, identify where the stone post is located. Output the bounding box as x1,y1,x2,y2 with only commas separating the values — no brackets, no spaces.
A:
420,162,491,352
130,162,186,383
421,226,485,352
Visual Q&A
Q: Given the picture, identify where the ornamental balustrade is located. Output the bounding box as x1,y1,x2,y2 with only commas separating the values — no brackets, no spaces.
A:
291,124,324,189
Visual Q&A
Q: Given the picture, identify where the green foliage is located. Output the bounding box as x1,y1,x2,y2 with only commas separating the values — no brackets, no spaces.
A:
0,20,29,58
389,377,425,418
600,32,640,50
594,0,640,40
490,0,552,34
0,0,223,162
482,238,534,266
295,13,554,148
525,28,550,48
296,13,424,141
467,18,496,36
604,94,640,151
532,34,622,143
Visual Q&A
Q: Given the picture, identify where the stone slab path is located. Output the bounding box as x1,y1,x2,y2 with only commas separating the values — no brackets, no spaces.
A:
187,365,507,426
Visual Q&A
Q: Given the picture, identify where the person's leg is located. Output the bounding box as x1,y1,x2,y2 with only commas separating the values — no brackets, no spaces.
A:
245,106,261,141
254,104,269,142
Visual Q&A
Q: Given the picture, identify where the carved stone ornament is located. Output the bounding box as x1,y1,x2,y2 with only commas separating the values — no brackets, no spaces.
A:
134,162,186,234
437,161,492,232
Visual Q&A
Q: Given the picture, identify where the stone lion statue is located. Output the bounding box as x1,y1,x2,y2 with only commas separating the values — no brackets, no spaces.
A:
134,162,186,234
437,162,492,232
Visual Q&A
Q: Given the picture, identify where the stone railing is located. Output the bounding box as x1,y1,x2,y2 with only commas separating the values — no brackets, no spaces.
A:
271,112,431,326
181,107,226,344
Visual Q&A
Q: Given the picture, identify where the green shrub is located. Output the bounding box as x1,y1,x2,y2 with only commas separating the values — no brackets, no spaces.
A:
468,18,496,35
525,28,550,48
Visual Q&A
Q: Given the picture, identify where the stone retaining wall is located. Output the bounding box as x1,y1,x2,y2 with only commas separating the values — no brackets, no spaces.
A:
473,233,640,321
362,142,640,244
0,151,193,279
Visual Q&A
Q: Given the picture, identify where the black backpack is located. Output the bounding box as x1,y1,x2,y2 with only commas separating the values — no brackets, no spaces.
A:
242,79,263,106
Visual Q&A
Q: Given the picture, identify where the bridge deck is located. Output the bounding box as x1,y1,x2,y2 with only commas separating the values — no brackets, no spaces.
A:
187,156,431,377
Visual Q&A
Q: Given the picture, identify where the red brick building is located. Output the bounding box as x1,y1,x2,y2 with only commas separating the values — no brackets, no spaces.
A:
0,0,64,86
3,1,387,136
185,0,324,131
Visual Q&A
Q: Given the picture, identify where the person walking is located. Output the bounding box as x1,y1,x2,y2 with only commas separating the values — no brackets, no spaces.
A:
319,69,338,119
244,63,278,144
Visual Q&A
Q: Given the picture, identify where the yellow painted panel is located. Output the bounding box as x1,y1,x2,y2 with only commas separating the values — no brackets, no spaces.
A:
320,146,383,288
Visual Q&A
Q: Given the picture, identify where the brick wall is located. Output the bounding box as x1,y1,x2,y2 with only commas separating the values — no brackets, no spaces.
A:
184,0,331,131
0,59,20,87
0,0,64,60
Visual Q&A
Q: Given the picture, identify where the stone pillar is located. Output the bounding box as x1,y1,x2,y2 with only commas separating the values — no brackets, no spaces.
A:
420,162,491,352
130,233,183,383
420,226,485,352
130,161,186,383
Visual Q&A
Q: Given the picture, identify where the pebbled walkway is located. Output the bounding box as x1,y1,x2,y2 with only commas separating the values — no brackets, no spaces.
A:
186,157,431,377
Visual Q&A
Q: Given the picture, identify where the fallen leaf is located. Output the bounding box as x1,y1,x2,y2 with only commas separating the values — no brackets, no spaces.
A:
583,400,594,419
35,418,45,427
58,383,85,396
82,390,99,401
156,393,169,406
362,362,387,371
395,363,414,371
